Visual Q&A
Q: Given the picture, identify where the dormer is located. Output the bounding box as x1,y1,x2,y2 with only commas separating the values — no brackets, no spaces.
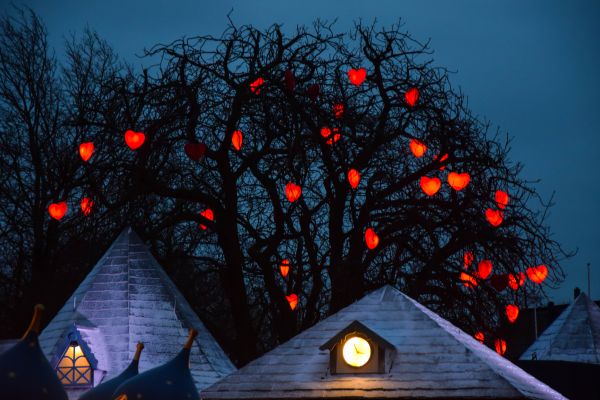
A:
319,320,395,374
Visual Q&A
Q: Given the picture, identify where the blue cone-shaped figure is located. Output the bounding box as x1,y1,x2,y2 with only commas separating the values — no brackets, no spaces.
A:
0,305,68,400
80,342,144,400
112,330,199,400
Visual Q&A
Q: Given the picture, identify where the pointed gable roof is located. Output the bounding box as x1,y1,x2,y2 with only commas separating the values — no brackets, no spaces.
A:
39,227,235,391
520,292,600,364
201,285,565,399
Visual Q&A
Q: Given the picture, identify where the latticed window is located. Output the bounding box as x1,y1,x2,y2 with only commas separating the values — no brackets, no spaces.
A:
56,341,93,387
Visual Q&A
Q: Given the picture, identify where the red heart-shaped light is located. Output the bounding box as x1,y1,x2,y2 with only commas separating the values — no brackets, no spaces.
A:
405,87,419,107
285,182,302,203
508,272,525,290
495,190,509,209
347,169,360,189
232,130,243,151
286,293,298,310
333,103,344,119
80,197,93,217
409,139,427,158
485,208,504,227
474,331,485,344
505,304,519,324
447,172,470,191
495,339,507,356
348,68,367,86
48,201,67,220
527,265,548,284
200,208,214,230
364,227,379,250
279,259,290,278
124,130,145,150
460,271,478,288
420,176,441,196
184,142,207,161
250,77,264,95
477,259,493,280
463,251,474,269
79,142,94,162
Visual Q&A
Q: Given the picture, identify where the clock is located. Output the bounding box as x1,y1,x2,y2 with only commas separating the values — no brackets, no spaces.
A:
342,336,372,367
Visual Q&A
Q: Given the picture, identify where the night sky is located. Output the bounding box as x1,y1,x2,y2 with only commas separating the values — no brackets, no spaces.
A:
2,0,598,304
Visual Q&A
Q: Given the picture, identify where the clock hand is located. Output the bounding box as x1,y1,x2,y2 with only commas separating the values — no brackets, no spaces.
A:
354,344,361,354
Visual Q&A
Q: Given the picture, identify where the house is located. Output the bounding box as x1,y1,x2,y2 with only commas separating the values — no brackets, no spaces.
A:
201,285,565,399
38,227,235,399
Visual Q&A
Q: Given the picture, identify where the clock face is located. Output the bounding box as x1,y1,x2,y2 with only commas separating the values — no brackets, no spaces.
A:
342,336,372,367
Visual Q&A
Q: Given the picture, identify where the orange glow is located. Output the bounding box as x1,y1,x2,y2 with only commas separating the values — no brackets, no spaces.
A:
409,139,427,158
477,259,493,280
232,130,243,151
434,153,449,170
508,272,525,290
485,208,504,227
333,103,344,119
505,304,519,323
279,259,290,278
527,265,548,284
364,227,380,250
463,252,474,269
48,202,67,220
495,190,509,209
321,127,340,144
405,87,419,107
495,339,507,356
286,293,298,310
447,172,470,191
79,142,94,162
347,169,360,189
250,77,264,95
460,272,478,288
348,68,367,86
200,208,214,230
80,198,93,217
285,182,302,203
420,176,441,196
474,331,485,343
124,130,145,150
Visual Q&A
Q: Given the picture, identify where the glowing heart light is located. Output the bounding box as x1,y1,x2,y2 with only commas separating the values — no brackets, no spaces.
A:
79,142,94,162
495,339,507,356
347,169,360,189
124,130,145,150
279,259,290,278
285,182,302,203
477,259,492,280
333,103,344,119
364,228,379,250
460,272,477,288
80,197,93,216
463,251,474,269
284,69,296,92
48,202,67,220
409,139,427,158
184,142,207,161
508,272,525,290
527,265,548,284
286,293,298,310
486,208,504,227
420,176,441,196
348,68,367,86
200,208,214,230
321,127,340,145
474,331,485,343
232,130,243,151
495,190,509,209
505,304,519,324
447,172,470,191
250,77,264,95
405,87,419,107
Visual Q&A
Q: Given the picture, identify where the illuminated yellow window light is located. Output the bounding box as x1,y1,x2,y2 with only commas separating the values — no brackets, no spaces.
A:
56,341,93,386
342,336,372,367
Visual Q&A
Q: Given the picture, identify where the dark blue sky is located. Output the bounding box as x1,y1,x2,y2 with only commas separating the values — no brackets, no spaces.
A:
3,0,599,304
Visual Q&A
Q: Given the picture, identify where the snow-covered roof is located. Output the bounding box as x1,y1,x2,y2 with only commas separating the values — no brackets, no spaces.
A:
520,292,600,364
201,285,565,399
39,227,235,391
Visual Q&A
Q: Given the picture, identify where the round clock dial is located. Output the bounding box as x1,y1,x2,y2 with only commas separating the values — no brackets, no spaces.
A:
342,336,372,367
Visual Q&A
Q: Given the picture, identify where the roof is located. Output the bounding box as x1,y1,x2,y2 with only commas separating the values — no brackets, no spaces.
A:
520,292,600,364
201,285,565,399
39,227,235,391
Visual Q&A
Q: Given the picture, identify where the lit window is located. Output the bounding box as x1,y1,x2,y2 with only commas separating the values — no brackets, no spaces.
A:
56,341,93,386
